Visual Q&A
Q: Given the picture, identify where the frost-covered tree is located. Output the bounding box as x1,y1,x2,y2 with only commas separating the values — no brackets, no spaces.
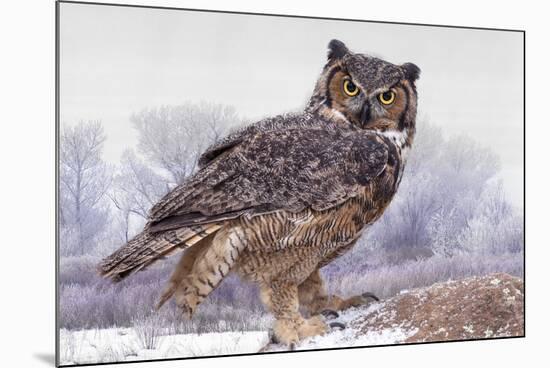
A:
109,102,242,243
110,150,168,242
368,121,507,260
456,181,523,255
59,121,112,256
130,102,240,185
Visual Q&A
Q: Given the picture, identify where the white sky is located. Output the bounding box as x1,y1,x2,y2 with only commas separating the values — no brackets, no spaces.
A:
59,3,524,207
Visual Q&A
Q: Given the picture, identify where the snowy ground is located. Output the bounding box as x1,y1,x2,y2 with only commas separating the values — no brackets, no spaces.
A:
59,273,522,365
59,328,268,365
59,303,413,366
263,303,416,352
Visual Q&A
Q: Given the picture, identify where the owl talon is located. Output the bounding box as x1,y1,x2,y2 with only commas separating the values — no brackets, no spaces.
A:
176,302,194,319
361,292,380,302
320,309,339,320
268,328,279,344
329,322,346,330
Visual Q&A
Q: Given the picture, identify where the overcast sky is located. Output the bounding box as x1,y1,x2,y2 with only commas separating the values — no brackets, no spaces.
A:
59,3,524,207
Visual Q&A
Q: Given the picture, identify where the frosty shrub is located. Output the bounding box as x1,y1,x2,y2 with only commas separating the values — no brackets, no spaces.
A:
323,252,523,300
456,182,523,255
133,312,164,350
58,254,101,285
58,255,266,331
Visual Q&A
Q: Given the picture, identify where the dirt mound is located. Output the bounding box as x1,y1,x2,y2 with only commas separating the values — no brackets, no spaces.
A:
261,273,524,352
354,272,524,342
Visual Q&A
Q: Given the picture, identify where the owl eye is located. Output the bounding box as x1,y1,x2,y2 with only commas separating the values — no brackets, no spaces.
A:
343,79,359,97
379,90,396,105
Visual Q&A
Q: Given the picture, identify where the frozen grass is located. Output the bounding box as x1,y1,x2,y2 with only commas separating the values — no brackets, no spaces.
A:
58,250,523,332
59,279,269,332
59,255,269,332
323,251,523,300
133,313,164,350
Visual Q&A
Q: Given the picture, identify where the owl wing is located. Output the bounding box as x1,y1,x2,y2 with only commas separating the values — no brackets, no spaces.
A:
147,123,388,233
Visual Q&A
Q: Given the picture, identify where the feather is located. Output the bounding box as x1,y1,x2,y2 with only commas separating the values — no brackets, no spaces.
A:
97,223,221,281
148,112,389,225
99,114,389,283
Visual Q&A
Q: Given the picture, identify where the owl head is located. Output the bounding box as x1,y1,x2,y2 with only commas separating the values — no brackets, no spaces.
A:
307,39,420,147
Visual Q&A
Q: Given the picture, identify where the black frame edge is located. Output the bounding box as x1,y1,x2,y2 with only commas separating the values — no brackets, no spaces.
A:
56,0,525,33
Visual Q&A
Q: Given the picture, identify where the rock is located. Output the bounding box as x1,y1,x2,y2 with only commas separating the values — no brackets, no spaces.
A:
355,272,524,342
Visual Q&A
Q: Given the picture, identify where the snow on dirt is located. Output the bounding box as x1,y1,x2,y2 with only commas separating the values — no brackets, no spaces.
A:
263,303,417,352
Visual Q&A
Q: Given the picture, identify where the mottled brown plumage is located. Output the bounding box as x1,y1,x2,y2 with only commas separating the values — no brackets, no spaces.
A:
98,39,420,347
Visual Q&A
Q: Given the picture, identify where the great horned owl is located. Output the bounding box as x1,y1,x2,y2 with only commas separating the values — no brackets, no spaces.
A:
99,39,420,347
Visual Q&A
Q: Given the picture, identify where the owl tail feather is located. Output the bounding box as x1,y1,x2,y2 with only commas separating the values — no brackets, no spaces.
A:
97,223,222,282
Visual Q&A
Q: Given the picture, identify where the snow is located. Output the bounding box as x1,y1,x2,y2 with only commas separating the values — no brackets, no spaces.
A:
59,302,419,365
462,324,475,334
295,324,415,351
59,328,269,365
289,304,417,351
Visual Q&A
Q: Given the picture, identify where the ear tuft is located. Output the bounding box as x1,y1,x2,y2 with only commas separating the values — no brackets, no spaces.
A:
402,62,421,82
327,39,350,60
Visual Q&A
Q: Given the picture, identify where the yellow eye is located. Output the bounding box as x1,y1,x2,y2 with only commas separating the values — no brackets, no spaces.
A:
343,79,359,97
379,90,396,105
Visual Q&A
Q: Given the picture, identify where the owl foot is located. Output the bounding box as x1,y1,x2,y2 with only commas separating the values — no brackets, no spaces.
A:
272,319,300,348
269,315,330,349
327,291,380,311
268,320,345,343
361,292,380,302
320,309,339,320
320,311,346,330
264,316,343,352
268,328,278,343
329,321,346,330
267,329,296,351
179,304,194,319
346,291,380,307
297,315,329,339
174,287,202,319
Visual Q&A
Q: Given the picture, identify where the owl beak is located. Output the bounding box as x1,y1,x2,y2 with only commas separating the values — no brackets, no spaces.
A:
360,102,371,128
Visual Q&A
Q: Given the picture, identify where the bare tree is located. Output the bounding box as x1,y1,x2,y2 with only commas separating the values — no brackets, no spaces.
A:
108,102,241,242
59,121,112,256
110,150,168,242
130,102,240,185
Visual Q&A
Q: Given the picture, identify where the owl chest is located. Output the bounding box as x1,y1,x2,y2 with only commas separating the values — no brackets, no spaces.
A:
235,157,403,279
235,210,363,282
241,209,358,252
